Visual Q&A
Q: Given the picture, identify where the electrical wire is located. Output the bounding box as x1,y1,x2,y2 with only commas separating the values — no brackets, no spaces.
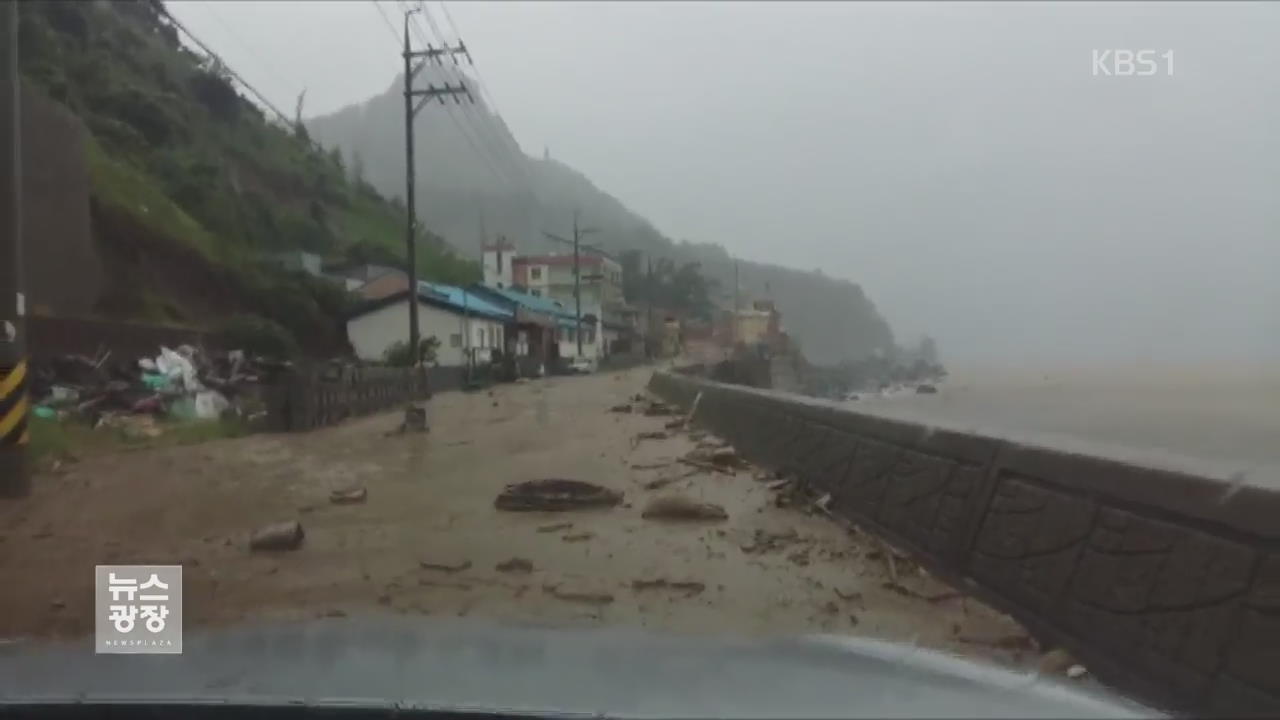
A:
396,0,514,189
412,1,530,191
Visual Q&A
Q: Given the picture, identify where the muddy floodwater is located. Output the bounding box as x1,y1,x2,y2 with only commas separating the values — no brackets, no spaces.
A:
853,364,1280,488
0,367,1038,672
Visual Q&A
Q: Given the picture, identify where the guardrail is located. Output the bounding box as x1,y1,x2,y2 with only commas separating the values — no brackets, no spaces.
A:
648,370,1280,717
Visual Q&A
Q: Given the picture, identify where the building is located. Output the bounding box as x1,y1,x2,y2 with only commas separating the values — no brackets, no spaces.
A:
324,262,405,292
481,243,628,361
346,281,512,366
469,284,578,376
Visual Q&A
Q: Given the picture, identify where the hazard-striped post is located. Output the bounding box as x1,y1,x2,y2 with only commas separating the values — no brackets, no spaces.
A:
0,0,29,498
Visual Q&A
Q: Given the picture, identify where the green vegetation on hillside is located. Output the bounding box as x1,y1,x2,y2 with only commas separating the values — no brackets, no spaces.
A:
17,0,478,352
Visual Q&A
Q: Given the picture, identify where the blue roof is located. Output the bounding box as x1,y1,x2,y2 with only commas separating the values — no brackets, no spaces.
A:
417,281,513,322
472,285,579,328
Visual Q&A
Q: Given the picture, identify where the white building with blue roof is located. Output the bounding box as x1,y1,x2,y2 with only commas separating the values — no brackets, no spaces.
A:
346,280,514,366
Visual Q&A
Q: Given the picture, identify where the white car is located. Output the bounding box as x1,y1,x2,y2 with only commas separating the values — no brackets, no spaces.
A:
567,356,597,374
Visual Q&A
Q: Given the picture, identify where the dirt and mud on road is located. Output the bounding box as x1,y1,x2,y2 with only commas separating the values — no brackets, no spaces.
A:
0,367,1060,674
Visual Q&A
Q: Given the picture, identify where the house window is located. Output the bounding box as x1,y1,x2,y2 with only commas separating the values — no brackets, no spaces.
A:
488,327,496,348
585,328,596,344
531,267,542,281
450,334,462,348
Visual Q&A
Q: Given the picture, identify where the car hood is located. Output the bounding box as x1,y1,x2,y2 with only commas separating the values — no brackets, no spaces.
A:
0,615,1160,718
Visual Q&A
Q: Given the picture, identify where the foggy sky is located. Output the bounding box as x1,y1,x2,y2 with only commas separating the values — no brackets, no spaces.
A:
168,1,1279,367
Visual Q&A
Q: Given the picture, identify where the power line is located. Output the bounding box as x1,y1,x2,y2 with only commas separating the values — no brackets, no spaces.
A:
397,1,513,189
419,2,535,193
411,2,524,187
157,5,299,135
371,0,401,44
198,3,294,95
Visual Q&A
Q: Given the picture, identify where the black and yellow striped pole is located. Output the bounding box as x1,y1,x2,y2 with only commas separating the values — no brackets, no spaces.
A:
0,0,29,498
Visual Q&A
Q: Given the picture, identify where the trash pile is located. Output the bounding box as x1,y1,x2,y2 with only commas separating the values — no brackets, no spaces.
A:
31,344,288,431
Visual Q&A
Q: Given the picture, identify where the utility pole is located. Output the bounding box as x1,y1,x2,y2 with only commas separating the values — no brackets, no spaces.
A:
542,212,598,359
731,259,740,349
645,254,654,359
402,7,469,361
0,0,28,498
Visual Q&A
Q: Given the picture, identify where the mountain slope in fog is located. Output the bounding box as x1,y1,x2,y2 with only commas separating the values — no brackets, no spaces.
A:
306,70,895,363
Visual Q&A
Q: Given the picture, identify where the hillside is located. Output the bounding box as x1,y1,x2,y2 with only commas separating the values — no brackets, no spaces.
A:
308,72,897,363
16,0,479,352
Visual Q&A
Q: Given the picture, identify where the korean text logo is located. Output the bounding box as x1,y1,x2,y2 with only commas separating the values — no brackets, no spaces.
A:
95,565,182,654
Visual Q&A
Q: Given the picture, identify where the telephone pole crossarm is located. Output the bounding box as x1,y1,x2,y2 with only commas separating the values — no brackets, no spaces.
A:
410,82,471,117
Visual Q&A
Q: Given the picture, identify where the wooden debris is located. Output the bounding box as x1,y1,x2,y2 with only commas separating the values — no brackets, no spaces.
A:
329,486,368,505
536,522,574,533
542,583,614,605
632,578,706,596
418,559,472,573
495,479,623,512
495,557,534,574
631,461,673,470
561,531,595,542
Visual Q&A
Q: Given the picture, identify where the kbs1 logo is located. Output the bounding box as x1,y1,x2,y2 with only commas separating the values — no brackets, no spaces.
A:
1092,49,1174,77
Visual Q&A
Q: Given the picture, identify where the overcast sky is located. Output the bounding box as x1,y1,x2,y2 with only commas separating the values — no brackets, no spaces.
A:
168,1,1279,367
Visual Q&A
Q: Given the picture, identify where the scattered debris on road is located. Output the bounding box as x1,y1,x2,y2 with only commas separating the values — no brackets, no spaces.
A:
633,430,668,444
663,418,686,430
608,404,633,414
387,406,428,436
630,461,673,470
561,531,595,542
542,583,614,605
494,479,623,512
249,521,305,551
329,486,368,505
641,495,728,521
418,558,472,573
739,528,800,554
535,522,574,533
631,577,706,596
642,401,679,416
916,384,938,394
495,557,534,574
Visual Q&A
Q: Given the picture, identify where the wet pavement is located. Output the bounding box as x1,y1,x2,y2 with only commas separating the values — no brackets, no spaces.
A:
0,367,1037,671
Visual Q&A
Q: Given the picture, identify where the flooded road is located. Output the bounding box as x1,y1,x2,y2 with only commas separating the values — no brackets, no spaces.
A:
0,367,1036,671
851,365,1280,486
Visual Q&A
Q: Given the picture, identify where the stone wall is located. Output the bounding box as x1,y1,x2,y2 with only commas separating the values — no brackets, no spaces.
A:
648,370,1280,716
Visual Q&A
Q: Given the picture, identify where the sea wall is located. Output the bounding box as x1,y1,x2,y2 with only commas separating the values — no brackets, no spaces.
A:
648,370,1280,716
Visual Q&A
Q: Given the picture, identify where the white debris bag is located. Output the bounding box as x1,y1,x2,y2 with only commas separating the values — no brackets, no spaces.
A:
193,390,230,420
156,346,203,392
137,358,158,372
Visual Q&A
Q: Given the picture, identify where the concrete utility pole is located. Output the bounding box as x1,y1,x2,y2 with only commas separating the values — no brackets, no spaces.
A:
402,7,469,360
731,259,740,348
0,0,28,498
646,254,654,359
542,212,598,359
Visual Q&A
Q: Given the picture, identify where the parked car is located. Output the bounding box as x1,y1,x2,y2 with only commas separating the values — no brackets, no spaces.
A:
567,356,597,374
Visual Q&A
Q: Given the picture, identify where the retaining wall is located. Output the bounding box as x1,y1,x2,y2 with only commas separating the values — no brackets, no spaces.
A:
648,370,1280,717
